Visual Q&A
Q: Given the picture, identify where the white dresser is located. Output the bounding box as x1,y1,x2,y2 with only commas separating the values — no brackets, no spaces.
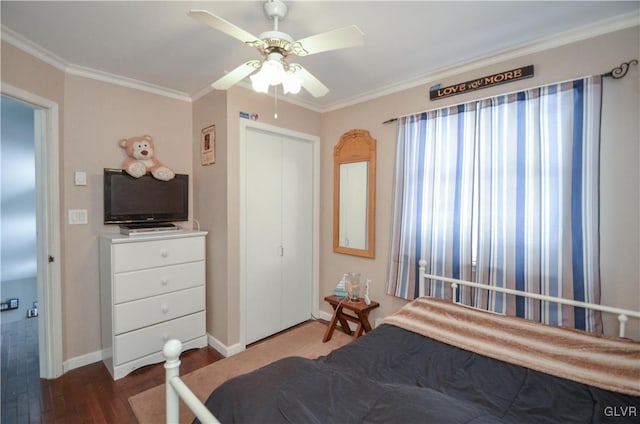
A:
99,230,207,380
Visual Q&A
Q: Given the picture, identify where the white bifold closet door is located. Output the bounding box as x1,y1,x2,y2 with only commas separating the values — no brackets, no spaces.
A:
245,127,313,344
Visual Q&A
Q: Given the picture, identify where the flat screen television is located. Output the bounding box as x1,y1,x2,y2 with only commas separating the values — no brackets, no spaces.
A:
103,168,188,226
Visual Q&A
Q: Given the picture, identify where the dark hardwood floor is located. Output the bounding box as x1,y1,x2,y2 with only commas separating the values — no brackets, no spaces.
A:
1,318,223,423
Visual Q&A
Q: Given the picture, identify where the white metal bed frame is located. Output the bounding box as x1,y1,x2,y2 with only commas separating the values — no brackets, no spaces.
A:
163,339,220,424
162,260,640,424
418,259,640,338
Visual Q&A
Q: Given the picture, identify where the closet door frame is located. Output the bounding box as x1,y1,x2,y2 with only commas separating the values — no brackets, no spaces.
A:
239,120,320,348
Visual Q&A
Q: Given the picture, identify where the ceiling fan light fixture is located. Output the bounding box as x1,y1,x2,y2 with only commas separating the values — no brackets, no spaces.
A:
250,57,301,95
250,72,270,93
282,71,301,94
250,59,281,92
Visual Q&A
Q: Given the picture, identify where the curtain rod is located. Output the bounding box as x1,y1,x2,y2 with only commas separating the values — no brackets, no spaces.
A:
602,59,638,79
382,59,638,125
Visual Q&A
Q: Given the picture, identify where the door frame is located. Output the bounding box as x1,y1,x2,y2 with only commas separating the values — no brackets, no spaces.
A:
1,84,63,379
239,119,320,348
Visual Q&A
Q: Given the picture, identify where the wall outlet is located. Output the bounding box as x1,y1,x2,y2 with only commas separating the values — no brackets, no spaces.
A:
1,299,19,311
74,171,87,186
68,209,88,224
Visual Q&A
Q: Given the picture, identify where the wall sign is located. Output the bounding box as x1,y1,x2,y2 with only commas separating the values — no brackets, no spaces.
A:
430,65,534,100
200,125,216,166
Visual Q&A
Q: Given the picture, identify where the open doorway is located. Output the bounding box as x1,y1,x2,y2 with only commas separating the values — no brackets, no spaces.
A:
0,86,62,382
1,96,38,323
1,95,39,313
1,96,39,420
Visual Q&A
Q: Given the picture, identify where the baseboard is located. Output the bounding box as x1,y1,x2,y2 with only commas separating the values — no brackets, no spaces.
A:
316,310,333,322
207,333,245,357
315,310,357,331
62,314,378,374
63,349,105,373
62,334,246,373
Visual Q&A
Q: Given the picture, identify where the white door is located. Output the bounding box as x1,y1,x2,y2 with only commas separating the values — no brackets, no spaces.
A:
245,127,313,344
280,136,313,329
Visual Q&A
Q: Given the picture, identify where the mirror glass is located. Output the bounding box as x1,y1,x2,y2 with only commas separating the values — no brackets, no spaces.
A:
339,162,369,250
333,129,376,258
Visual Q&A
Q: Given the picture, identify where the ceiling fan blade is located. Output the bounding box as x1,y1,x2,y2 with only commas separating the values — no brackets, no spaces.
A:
293,65,329,97
289,25,364,56
189,9,264,47
211,61,260,90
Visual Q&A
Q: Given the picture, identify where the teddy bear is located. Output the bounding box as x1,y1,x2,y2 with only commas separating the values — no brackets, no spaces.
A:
118,134,175,181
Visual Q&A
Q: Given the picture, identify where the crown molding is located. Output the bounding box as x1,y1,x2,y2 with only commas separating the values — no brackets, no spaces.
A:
1,25,192,103
320,11,640,113
65,65,192,102
1,25,68,71
3,10,638,111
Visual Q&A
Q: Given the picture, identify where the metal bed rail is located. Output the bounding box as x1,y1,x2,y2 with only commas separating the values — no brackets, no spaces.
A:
419,259,640,338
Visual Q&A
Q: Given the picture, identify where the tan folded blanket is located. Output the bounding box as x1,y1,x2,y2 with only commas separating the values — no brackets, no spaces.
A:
382,297,640,396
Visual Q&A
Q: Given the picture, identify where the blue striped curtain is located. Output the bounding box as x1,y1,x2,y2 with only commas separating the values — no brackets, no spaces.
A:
387,104,477,300
387,76,602,332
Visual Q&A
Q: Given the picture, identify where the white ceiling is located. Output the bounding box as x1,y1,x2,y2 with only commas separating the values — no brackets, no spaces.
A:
2,1,638,111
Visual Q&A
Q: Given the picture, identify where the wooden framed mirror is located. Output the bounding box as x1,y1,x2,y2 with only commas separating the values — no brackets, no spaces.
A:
333,129,376,258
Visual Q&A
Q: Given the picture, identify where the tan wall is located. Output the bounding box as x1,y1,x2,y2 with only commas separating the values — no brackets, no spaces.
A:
63,75,192,358
320,26,640,339
1,42,194,360
1,41,65,105
192,90,229,343
1,41,68,355
2,23,637,364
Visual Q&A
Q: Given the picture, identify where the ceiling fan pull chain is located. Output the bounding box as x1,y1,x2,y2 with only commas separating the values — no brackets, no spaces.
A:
274,85,279,119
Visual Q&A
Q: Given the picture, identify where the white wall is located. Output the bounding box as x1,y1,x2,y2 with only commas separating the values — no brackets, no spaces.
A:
1,96,38,324
1,95,36,283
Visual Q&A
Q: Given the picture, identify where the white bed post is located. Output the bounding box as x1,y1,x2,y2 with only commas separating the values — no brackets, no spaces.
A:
418,260,427,297
164,339,182,424
618,314,628,338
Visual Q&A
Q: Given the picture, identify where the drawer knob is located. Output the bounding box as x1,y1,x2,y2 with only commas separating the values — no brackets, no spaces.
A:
161,277,169,286
160,250,169,258
161,305,169,314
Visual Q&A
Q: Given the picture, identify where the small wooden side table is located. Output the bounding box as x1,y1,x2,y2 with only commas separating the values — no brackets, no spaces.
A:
322,295,380,342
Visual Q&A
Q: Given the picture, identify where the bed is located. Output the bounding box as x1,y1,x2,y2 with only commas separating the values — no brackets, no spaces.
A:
163,269,640,423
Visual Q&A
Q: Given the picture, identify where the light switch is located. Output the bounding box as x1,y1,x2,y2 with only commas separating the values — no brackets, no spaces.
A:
68,209,88,225
74,171,87,186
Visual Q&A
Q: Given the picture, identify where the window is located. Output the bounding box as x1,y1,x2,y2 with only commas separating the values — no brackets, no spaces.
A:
387,77,602,332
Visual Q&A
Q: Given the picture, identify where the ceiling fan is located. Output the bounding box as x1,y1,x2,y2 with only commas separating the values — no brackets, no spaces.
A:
189,0,364,97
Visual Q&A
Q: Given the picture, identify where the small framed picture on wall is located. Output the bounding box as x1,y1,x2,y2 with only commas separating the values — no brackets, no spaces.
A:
201,124,216,166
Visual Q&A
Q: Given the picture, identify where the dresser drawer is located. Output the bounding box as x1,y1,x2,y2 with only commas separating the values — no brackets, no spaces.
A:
113,236,205,273
113,286,205,334
114,311,205,365
113,261,204,304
